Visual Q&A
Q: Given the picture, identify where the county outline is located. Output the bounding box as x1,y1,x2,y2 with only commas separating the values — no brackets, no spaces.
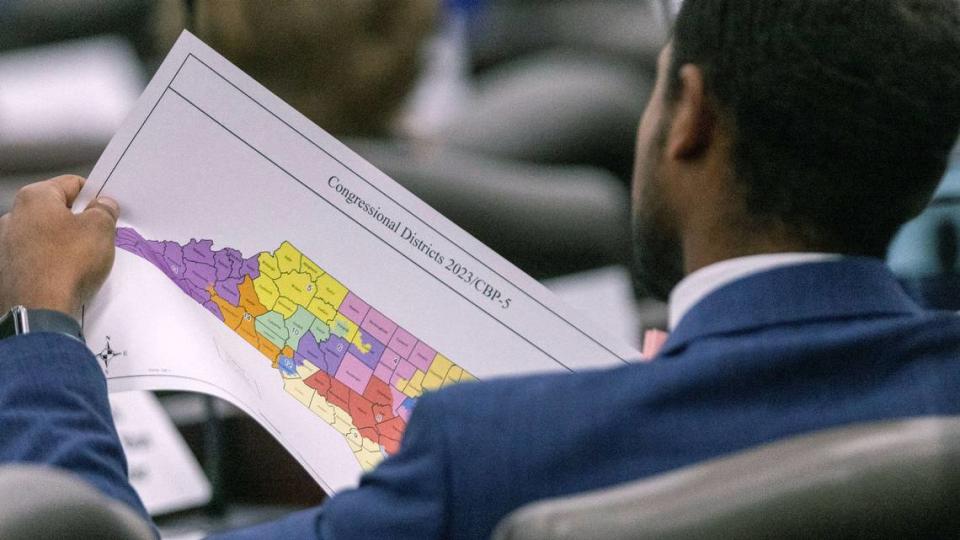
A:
115,227,476,470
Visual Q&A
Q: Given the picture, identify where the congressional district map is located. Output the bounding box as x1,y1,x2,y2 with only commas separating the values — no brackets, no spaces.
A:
76,31,639,493
117,227,474,470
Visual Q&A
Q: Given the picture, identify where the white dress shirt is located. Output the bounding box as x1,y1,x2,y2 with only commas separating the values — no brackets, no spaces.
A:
668,253,841,330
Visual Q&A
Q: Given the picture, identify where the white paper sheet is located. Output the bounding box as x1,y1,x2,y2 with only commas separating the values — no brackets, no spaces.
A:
76,32,640,494
544,266,643,348
110,392,211,515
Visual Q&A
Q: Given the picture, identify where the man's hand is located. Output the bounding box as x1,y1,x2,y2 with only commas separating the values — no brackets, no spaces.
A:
0,176,120,320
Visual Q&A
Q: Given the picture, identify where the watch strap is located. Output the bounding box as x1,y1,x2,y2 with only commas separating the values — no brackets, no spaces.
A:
0,306,84,344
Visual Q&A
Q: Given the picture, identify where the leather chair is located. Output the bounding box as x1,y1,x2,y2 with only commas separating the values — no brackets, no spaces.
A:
888,155,960,310
347,138,633,279
0,464,155,539
492,416,960,539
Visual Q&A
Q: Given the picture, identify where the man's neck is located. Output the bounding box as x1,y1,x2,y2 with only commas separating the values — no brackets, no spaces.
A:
681,221,819,276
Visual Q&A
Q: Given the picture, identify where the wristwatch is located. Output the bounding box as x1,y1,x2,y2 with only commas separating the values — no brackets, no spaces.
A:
0,305,84,343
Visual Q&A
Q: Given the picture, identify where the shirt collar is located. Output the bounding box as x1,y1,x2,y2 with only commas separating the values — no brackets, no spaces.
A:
668,253,841,330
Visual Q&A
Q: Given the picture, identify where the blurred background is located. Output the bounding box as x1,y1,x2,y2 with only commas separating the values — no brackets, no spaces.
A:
0,0,957,537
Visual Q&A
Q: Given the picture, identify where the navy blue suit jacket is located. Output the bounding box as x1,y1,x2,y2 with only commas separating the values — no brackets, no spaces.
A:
2,258,959,539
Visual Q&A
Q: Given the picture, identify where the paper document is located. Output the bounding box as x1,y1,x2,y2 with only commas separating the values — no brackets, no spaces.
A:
77,32,640,493
110,392,211,515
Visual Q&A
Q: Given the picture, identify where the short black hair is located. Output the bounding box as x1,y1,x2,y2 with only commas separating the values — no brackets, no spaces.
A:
671,0,960,256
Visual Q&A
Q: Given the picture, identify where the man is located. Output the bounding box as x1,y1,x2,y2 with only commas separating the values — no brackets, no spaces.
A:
2,0,960,538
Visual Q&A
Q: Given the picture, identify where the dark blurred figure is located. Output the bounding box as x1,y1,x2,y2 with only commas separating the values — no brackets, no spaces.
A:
152,0,438,136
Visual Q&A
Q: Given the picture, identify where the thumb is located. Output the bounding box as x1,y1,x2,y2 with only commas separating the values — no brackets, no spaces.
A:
48,175,86,208
81,197,121,230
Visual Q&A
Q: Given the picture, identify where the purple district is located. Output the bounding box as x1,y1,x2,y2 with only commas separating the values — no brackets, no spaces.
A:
215,277,243,306
391,358,417,389
213,248,244,281
116,228,176,280
373,361,394,384
409,341,436,372
381,348,402,370
115,227,261,313
203,300,224,320
390,386,407,413
240,255,260,281
397,404,413,423
116,228,209,306
387,327,417,359
339,292,371,325
295,332,350,375
162,242,185,277
350,331,386,370
336,353,374,395
183,238,216,266
360,308,398,347
182,260,216,294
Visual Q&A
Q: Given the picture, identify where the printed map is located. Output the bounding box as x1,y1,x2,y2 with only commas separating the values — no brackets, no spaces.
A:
116,227,475,470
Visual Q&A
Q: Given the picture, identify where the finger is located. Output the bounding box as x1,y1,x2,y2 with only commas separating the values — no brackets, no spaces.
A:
47,175,87,207
80,197,120,230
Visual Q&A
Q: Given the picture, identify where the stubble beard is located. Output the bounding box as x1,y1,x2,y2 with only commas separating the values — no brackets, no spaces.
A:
630,127,685,302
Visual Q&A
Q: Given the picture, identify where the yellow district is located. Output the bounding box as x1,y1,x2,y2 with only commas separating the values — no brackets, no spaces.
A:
297,360,321,379
304,391,384,465
345,428,363,452
273,296,298,318
315,274,349,309
429,354,453,379
275,242,303,274
276,271,315,307
403,370,425,398
242,240,485,471
283,377,316,407
362,437,380,453
421,371,444,391
423,355,453,391
309,393,337,423
258,252,282,280
443,365,464,387
355,439,384,470
332,407,355,436
351,331,373,355
307,297,337,323
300,257,325,282
331,313,359,343
253,274,280,310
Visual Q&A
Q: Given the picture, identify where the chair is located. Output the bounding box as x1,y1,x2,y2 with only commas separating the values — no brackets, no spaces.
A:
888,163,960,310
492,416,960,539
346,138,633,278
0,464,155,539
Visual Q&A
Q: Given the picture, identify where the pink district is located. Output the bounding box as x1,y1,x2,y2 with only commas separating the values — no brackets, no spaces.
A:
114,227,474,467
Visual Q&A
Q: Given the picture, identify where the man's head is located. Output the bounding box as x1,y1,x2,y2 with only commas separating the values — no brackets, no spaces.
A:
631,0,960,300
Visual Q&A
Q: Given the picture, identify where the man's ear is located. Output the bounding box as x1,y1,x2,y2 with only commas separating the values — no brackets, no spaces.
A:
667,64,714,160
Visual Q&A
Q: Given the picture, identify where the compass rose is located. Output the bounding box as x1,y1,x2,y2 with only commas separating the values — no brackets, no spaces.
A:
96,336,127,371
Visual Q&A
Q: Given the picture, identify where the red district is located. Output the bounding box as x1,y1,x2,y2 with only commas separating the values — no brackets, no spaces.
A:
304,370,403,455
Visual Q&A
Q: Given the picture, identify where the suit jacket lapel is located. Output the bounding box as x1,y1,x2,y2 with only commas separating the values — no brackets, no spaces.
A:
660,258,923,356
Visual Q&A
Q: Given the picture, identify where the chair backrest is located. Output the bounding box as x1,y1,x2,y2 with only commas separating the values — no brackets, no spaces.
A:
492,416,960,540
887,163,960,310
0,464,155,539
